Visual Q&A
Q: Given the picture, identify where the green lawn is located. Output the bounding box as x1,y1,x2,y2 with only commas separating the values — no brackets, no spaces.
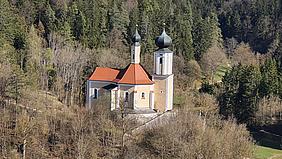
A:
254,145,282,159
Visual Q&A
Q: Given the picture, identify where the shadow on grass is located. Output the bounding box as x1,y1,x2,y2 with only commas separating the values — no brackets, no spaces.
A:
250,123,282,150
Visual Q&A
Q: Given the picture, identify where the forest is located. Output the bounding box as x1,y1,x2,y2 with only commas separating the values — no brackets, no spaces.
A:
0,0,282,158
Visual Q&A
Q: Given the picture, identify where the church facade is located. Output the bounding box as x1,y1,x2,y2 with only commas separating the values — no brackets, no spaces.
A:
86,26,174,112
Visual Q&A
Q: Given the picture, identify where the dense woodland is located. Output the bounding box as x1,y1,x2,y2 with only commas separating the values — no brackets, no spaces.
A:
0,0,282,158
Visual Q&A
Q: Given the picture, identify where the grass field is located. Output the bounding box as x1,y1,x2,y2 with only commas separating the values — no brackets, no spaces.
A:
254,145,282,159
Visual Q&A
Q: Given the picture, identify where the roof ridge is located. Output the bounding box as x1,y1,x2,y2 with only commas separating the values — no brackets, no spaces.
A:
90,63,153,85
139,64,152,80
118,64,132,83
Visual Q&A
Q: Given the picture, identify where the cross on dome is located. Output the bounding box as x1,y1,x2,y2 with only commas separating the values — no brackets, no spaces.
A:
132,24,141,43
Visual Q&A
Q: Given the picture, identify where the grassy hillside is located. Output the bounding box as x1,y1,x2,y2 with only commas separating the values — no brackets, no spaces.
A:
255,146,282,159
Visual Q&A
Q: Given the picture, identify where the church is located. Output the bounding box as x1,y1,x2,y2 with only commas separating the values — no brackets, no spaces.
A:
86,26,174,112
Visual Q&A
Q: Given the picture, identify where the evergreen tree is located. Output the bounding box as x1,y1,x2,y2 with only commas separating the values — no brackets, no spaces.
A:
0,0,26,46
69,2,86,41
219,66,241,119
209,12,223,47
79,0,108,48
219,64,261,125
108,1,130,45
174,0,194,61
58,21,73,42
235,65,261,124
44,2,57,34
192,14,212,61
260,58,279,97
138,0,157,54
26,25,43,88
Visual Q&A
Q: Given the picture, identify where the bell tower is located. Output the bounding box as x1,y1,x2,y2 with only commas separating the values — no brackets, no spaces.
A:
153,24,174,111
131,25,141,64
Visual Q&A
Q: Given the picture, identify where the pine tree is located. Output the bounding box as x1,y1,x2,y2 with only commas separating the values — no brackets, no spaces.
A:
80,0,108,48
219,65,241,118
260,58,279,97
44,2,57,33
209,12,223,47
193,14,212,61
138,0,156,54
108,1,130,45
235,65,261,124
0,0,26,46
219,64,261,125
58,21,73,42
174,0,194,61
26,25,44,88
69,2,86,41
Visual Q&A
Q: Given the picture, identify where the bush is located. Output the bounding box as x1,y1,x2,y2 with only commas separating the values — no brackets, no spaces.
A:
129,111,254,159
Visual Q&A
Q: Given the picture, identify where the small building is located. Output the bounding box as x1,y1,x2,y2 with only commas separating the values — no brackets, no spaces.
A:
86,26,174,112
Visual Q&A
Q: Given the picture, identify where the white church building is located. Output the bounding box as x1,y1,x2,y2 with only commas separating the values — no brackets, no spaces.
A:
86,26,174,112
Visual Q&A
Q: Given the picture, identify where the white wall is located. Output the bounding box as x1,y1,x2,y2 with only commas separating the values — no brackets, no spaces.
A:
131,45,141,64
165,75,174,111
154,52,173,75
86,81,113,109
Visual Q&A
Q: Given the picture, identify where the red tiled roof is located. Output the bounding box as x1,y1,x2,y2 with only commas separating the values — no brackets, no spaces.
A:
89,64,153,85
117,64,153,84
89,67,120,82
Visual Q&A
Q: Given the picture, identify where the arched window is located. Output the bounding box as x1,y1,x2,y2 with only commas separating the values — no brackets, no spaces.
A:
141,92,145,99
93,89,98,99
124,92,129,102
159,57,163,64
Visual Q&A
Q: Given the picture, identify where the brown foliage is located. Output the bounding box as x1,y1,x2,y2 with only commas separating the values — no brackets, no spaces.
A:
200,45,229,78
255,96,282,126
130,111,254,159
232,43,259,66
0,96,125,159
174,57,202,90
49,32,90,105
94,48,130,69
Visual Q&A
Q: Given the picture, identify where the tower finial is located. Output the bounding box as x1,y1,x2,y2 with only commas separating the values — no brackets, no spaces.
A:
132,24,141,43
163,23,166,32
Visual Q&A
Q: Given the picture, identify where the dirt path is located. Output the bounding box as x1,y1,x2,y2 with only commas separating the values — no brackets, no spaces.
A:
129,111,175,134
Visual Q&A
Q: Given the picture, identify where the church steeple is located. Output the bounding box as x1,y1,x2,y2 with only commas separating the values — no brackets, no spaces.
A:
131,25,141,64
154,23,173,75
152,24,174,111
155,23,172,49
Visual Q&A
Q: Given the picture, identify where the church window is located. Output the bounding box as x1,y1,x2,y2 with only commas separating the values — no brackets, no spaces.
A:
141,92,145,99
160,57,163,64
93,89,98,99
124,92,129,102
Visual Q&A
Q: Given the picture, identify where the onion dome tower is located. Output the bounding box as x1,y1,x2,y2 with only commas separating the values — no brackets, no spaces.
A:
154,24,173,75
153,23,174,111
155,27,172,49
131,25,141,64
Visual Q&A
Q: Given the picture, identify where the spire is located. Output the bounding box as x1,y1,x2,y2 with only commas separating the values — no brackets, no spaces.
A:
155,23,172,49
132,24,141,43
131,24,141,64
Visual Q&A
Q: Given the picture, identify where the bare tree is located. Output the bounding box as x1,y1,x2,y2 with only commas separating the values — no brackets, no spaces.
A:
200,45,229,82
232,42,259,66
49,32,90,106
255,95,282,126
129,110,254,159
